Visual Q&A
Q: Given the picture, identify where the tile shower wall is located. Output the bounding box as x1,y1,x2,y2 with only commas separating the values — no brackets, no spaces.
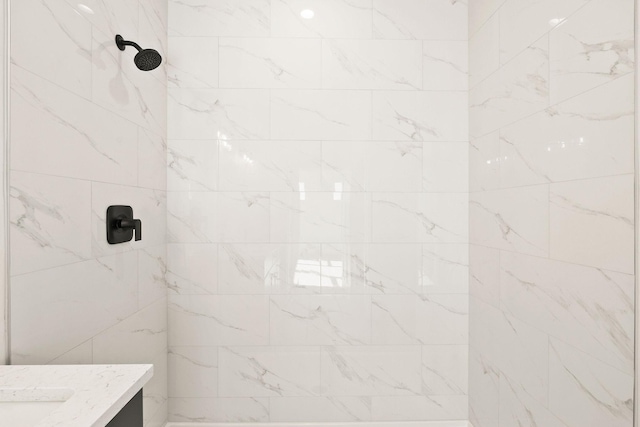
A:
9,0,168,426
468,1,635,427
167,0,469,423
0,0,6,365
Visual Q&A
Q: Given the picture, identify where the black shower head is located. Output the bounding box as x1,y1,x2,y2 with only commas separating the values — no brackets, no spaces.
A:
115,34,162,71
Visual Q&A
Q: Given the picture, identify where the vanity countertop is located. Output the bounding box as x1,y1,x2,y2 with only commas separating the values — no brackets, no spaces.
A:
0,364,153,427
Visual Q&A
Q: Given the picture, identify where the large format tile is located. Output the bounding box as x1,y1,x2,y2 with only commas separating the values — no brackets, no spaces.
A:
270,295,372,345
10,172,91,276
548,338,633,427
549,0,634,104
500,75,634,188
220,38,322,89
470,37,549,138
11,67,138,185
12,0,92,98
323,40,422,90
373,0,467,40
271,90,372,141
168,295,270,346
271,0,373,38
169,0,270,37
500,251,634,373
11,255,138,364
168,88,270,140
373,91,468,142
550,175,634,273
320,346,421,396
218,346,322,397
470,186,549,256
169,397,269,422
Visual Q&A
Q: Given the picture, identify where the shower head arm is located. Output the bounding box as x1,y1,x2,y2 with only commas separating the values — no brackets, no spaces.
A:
115,35,142,52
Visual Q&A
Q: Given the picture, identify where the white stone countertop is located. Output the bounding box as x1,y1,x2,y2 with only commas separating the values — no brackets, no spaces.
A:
0,364,153,427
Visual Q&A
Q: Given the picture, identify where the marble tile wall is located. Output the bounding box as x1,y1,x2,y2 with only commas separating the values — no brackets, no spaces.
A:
8,0,168,426
0,0,6,365
167,0,469,423
468,1,635,427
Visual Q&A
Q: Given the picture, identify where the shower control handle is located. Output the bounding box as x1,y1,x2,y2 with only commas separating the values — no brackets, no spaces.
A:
106,205,142,244
117,219,142,241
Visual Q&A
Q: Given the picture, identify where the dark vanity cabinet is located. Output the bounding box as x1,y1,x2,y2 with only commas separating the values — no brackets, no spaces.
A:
106,389,143,427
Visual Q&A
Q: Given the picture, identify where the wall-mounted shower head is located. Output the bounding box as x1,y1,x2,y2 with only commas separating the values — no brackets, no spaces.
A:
115,34,162,71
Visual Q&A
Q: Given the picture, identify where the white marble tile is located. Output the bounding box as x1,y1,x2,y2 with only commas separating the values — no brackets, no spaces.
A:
270,192,369,243
168,140,218,192
549,0,634,104
321,141,367,192
469,0,507,36
10,171,92,276
92,298,167,364
271,90,372,141
169,346,218,398
469,13,499,88
270,295,372,345
271,0,373,38
500,251,634,374
320,244,368,295
371,294,468,345
218,243,324,294
138,245,168,308
220,38,322,89
169,397,269,422
373,91,468,142
11,254,138,364
499,374,567,427
12,0,92,98
469,245,500,308
167,192,217,243
168,88,270,140
168,37,219,89
470,185,549,256
323,40,422,90
500,74,634,187
218,346,321,397
550,175,634,273
372,193,468,243
11,67,138,185
499,0,588,64
423,41,468,91
548,338,633,427
373,0,468,40
365,244,422,294
470,37,549,138
138,129,167,191
167,243,218,295
469,132,500,192
422,345,468,395
423,142,469,193
168,295,269,346
143,350,169,427
421,244,469,294
62,0,140,44
371,395,468,421
168,192,270,243
498,312,549,405
168,0,270,37
219,140,323,192
270,396,371,422
321,346,421,396
48,340,93,365
468,348,500,427
366,142,422,192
